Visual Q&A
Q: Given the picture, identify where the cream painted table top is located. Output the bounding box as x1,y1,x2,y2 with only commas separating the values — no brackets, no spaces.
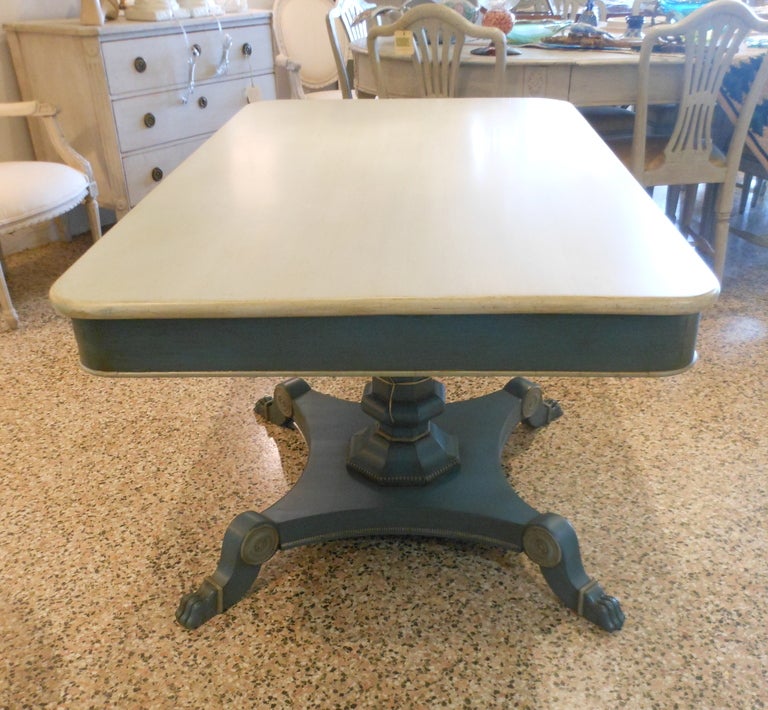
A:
49,97,719,632
351,36,687,105
50,97,719,376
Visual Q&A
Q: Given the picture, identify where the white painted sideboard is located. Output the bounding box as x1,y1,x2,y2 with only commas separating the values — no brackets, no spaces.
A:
5,11,276,217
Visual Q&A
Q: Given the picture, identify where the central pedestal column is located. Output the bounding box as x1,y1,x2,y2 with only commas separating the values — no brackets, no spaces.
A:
346,376,460,485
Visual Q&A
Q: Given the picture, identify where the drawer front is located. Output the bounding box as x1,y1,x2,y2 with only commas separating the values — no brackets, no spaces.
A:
123,136,208,207
113,73,276,152
102,24,274,96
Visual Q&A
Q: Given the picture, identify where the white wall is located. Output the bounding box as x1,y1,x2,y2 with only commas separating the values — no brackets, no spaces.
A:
1,1,79,161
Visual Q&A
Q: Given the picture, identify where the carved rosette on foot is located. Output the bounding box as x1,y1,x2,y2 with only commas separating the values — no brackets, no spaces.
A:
176,511,279,629
523,513,625,631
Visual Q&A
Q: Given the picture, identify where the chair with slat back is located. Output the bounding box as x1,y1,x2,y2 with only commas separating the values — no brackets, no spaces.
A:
738,145,768,214
327,0,398,98
519,0,607,20
0,101,101,329
604,0,768,280
513,0,556,14
367,3,506,99
548,0,576,18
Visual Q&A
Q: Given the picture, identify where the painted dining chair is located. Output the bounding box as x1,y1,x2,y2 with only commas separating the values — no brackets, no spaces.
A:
327,0,398,99
0,101,101,330
272,0,343,99
529,0,607,20
737,145,768,214
602,0,768,281
579,0,675,143
716,54,768,215
512,0,556,14
367,3,507,98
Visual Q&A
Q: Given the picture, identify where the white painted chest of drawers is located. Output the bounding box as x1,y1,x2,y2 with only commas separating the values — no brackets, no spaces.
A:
5,12,275,217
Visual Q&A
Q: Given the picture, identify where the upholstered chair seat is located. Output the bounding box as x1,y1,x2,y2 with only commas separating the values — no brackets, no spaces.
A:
0,101,101,329
0,162,91,231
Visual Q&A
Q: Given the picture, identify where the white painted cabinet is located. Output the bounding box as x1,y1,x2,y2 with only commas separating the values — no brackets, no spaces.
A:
5,12,275,217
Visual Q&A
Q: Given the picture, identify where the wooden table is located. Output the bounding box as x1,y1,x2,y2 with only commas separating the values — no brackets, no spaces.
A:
352,36,686,105
50,98,719,632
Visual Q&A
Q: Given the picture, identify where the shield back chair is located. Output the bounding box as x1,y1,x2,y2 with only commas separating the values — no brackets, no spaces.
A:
367,3,507,99
738,145,768,214
272,0,345,99
0,101,101,330
548,0,577,18
579,0,671,142
517,0,607,20
511,0,556,15
327,0,399,99
716,98,768,215
603,0,768,281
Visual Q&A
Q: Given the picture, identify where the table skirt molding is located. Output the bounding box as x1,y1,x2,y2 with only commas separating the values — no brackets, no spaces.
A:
70,312,703,377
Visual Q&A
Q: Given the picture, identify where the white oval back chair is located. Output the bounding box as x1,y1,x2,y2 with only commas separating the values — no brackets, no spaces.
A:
272,0,343,99
0,101,101,330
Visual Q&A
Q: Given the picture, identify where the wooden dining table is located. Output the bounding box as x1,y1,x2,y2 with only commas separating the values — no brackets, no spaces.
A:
351,33,687,105
50,97,719,633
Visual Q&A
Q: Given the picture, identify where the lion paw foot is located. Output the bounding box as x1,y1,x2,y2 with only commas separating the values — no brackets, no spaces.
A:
176,579,220,630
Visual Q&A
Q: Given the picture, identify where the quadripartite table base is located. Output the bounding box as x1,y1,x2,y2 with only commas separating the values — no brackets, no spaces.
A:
176,376,625,632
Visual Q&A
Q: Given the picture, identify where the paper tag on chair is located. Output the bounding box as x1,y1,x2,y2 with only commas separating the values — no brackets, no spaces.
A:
393,30,415,57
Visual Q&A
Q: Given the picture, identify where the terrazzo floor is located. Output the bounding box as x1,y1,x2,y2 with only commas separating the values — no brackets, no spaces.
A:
1,216,767,708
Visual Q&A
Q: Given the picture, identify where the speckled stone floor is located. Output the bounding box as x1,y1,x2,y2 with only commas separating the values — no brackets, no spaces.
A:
1,221,767,709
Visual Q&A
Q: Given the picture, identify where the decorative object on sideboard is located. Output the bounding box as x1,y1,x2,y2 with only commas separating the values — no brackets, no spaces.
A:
124,0,227,20
176,0,225,17
125,0,191,20
221,0,248,10
102,0,120,20
80,0,105,25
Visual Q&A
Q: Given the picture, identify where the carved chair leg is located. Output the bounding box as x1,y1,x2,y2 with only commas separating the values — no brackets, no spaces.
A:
52,216,70,242
740,173,753,214
713,189,731,281
85,196,103,241
0,255,19,330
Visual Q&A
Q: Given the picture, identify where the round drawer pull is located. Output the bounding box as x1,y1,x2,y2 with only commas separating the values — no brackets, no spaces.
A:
134,56,147,73
192,43,202,56
198,96,208,109
143,112,156,128
151,167,164,182
242,42,252,56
